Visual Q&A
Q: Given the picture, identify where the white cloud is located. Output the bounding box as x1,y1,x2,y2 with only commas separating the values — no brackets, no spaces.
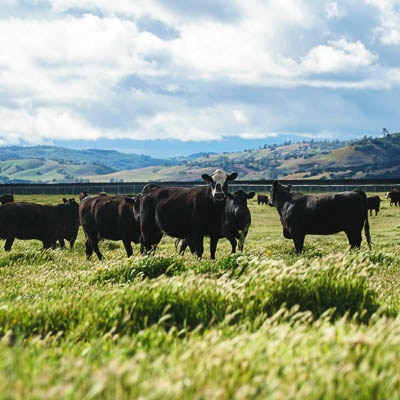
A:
0,15,165,104
136,110,221,142
300,37,378,74
233,110,247,124
326,2,346,19
0,0,398,151
238,131,278,140
0,107,101,143
366,0,400,45
165,0,318,83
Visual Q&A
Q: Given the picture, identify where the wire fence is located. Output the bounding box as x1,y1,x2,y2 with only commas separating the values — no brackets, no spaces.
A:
1,180,399,196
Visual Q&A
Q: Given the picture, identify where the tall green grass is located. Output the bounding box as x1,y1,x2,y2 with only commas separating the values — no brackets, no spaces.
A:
0,193,399,399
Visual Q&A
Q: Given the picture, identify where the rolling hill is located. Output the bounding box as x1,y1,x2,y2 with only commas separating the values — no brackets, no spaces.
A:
83,133,400,182
0,133,399,183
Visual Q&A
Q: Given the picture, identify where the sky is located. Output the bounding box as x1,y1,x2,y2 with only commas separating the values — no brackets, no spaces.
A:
0,0,399,158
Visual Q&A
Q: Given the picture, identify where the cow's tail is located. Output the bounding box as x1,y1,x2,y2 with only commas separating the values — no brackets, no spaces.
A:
355,190,371,249
364,210,371,250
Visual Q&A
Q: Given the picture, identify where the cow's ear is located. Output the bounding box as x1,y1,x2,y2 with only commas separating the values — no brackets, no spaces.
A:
124,197,136,205
248,192,256,199
202,174,212,183
63,198,68,203
226,192,233,200
227,172,238,181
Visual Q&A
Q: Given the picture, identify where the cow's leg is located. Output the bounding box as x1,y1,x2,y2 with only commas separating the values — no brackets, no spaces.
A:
85,238,92,259
209,236,219,259
225,233,237,254
346,230,362,249
85,238,96,260
91,239,104,260
293,234,305,254
140,227,162,254
4,237,14,251
193,234,204,259
139,241,145,254
237,227,248,252
228,237,237,254
179,239,187,255
122,240,133,258
178,238,191,255
42,240,53,250
59,238,66,249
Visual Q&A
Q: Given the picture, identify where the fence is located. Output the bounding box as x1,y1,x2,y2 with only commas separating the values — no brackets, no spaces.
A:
0,180,399,196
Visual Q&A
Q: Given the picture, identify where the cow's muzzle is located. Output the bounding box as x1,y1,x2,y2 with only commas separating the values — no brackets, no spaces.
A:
214,192,225,201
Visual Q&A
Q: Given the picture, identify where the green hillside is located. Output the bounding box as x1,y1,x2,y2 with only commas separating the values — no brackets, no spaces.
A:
0,159,114,183
1,133,400,182
0,146,168,171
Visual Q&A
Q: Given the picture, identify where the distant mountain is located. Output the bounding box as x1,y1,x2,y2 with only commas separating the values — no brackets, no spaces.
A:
83,133,400,182
84,138,350,182
0,158,114,183
0,145,169,171
299,132,400,179
0,133,399,183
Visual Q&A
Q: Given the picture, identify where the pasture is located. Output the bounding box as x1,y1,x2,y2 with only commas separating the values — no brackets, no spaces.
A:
1,192,400,399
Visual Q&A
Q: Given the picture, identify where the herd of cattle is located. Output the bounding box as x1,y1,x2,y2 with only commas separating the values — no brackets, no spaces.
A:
0,170,399,258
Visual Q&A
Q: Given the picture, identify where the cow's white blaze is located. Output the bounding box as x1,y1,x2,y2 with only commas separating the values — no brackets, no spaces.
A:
211,169,229,201
202,169,238,202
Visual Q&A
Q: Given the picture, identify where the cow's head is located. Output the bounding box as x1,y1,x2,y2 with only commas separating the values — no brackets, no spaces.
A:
269,180,292,207
202,170,238,201
232,189,255,210
232,189,254,224
62,198,80,221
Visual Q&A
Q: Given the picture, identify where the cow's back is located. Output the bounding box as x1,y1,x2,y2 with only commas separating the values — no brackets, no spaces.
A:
293,191,367,235
0,202,68,242
80,195,138,241
143,186,215,239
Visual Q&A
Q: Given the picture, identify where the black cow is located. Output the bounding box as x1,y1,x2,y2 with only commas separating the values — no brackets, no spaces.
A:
0,194,14,204
0,200,79,251
367,195,381,216
139,170,238,258
179,189,255,258
269,180,371,254
79,195,141,260
57,198,80,248
385,190,400,206
257,194,269,205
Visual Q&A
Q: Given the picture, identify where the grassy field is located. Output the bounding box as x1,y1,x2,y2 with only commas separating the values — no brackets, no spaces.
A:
1,192,400,399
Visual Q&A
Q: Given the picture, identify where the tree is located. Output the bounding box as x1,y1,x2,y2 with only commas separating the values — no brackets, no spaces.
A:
382,128,389,137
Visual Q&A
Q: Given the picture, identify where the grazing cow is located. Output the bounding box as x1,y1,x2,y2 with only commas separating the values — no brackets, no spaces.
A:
0,194,14,204
385,190,400,206
79,195,141,260
179,189,255,258
367,195,381,216
257,194,269,205
269,180,371,254
57,198,80,248
140,170,238,258
0,200,79,251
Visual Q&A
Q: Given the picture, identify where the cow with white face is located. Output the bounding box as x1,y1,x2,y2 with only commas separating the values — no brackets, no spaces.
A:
139,169,238,258
202,169,238,202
